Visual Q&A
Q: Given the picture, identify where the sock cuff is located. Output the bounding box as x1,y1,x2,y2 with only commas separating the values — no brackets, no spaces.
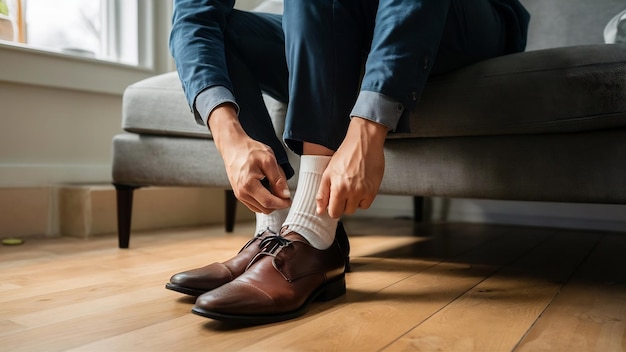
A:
300,155,331,174
255,208,289,234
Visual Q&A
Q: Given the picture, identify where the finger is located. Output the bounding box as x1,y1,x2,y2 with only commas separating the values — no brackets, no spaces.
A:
236,195,264,214
344,197,360,215
240,192,281,214
327,189,347,219
248,181,291,211
263,163,291,200
235,183,267,213
273,177,291,199
237,176,284,213
316,175,331,215
358,197,375,210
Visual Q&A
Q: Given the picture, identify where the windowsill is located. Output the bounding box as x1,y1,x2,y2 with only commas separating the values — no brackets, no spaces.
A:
0,40,163,96
2,40,148,69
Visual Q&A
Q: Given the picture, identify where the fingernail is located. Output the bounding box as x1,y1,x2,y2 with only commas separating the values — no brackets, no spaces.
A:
282,188,291,198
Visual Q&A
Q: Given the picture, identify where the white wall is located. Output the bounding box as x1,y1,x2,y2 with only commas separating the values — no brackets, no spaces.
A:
0,0,174,187
0,1,178,236
0,0,266,237
0,0,268,188
0,81,123,186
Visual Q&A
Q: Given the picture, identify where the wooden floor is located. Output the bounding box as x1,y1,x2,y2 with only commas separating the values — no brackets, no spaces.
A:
1,218,625,352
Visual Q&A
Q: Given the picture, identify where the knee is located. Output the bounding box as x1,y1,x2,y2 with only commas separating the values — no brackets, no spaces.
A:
283,0,333,31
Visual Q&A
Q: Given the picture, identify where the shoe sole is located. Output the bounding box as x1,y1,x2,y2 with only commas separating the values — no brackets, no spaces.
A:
191,275,346,325
165,283,205,297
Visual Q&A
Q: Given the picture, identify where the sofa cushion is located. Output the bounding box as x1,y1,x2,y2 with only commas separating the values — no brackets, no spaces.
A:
122,72,287,139
122,73,206,138
395,43,626,139
123,44,626,140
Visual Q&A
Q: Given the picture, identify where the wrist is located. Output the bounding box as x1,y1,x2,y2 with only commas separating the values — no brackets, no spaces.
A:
350,116,388,146
208,104,248,151
207,103,238,129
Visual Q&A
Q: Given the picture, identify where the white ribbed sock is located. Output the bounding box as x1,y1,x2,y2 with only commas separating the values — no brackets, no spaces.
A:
254,208,289,235
282,155,338,249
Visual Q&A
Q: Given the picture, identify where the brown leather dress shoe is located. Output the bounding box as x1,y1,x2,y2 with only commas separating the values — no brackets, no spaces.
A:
165,222,350,297
165,230,272,296
192,231,346,324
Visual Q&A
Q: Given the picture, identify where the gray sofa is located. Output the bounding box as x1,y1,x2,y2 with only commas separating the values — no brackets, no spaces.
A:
112,0,626,248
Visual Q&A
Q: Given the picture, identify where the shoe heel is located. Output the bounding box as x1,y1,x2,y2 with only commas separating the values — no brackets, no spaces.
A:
317,276,346,302
345,256,351,273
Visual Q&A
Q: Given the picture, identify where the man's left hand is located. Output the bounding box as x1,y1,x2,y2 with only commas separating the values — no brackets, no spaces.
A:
316,117,388,218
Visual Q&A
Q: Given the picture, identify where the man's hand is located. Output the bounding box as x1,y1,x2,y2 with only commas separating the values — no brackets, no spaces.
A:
208,104,291,214
316,117,388,218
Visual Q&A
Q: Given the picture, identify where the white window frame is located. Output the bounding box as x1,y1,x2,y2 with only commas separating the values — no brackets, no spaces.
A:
0,0,173,95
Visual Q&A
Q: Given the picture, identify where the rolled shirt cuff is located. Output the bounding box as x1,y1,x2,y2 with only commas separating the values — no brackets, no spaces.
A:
350,91,404,131
194,86,240,126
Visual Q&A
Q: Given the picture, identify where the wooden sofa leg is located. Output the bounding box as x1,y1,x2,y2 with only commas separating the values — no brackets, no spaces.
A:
225,190,237,233
413,196,425,223
114,184,139,249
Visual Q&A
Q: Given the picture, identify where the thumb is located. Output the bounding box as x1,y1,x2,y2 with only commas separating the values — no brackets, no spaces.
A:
316,174,331,215
272,176,291,200
264,162,291,199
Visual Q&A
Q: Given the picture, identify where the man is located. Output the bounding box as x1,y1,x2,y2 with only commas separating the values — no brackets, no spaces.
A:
168,0,529,324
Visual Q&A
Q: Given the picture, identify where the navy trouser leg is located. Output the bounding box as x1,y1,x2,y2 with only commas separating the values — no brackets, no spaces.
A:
282,0,376,155
282,0,512,152
431,0,509,75
223,10,294,178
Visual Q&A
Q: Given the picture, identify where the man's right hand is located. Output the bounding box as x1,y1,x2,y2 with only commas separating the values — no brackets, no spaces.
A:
208,104,291,214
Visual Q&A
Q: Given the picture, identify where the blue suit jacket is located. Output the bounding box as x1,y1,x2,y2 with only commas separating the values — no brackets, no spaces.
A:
170,0,529,131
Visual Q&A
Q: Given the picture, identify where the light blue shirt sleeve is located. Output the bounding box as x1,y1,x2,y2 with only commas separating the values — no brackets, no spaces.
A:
194,85,240,126
350,90,405,131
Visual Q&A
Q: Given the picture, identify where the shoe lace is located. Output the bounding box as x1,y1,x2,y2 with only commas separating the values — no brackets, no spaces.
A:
258,231,292,255
238,227,272,254
245,229,293,270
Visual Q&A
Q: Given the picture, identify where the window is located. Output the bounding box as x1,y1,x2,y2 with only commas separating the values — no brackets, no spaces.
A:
2,0,140,66
0,0,172,95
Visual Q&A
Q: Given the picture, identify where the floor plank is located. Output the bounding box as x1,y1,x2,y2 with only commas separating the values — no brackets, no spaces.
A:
516,233,626,352
63,221,498,352
383,229,601,352
0,219,624,352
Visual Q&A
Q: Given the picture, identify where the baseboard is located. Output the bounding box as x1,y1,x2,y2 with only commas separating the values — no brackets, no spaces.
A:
58,185,255,238
0,186,254,238
4,186,624,239
0,187,52,237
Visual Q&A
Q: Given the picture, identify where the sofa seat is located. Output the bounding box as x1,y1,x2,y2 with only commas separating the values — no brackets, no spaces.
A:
114,42,626,198
121,44,626,141
111,0,626,248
